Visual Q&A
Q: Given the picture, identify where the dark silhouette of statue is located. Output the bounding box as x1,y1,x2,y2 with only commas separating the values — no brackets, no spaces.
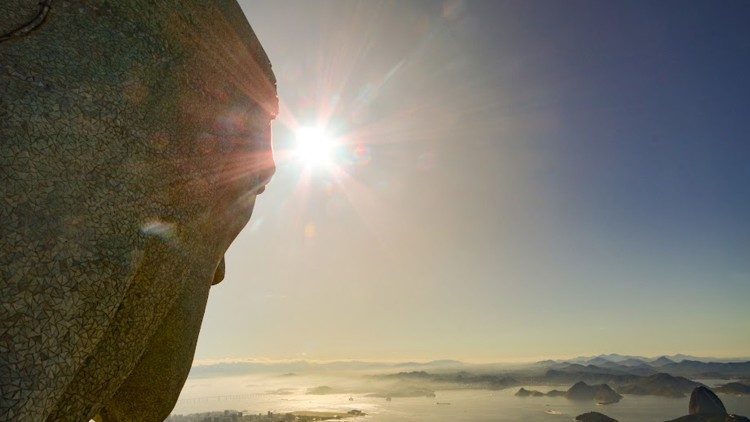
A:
0,1,277,420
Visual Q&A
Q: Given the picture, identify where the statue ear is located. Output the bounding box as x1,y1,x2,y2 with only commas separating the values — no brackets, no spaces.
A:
212,256,226,285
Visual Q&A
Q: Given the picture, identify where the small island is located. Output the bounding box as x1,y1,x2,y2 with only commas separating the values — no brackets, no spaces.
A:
576,412,618,422
514,382,621,404
514,387,544,397
566,381,622,404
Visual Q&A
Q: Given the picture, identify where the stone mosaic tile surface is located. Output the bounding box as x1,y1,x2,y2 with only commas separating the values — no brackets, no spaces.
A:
1,1,276,420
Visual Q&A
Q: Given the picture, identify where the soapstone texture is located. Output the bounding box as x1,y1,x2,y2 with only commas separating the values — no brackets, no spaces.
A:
0,1,277,420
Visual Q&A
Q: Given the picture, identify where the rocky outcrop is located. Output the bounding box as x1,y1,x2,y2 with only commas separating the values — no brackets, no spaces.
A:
566,382,598,400
690,387,727,415
667,416,750,422
566,381,622,404
515,388,544,397
665,387,750,422
1,1,277,420
576,412,618,422
594,384,623,404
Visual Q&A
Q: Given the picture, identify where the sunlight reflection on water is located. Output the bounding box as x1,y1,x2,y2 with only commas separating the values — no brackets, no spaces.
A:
172,375,750,422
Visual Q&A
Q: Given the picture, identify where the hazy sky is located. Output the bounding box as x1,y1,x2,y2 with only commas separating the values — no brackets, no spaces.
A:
195,0,750,362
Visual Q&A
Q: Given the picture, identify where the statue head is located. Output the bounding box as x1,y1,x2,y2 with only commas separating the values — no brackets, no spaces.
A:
1,1,276,419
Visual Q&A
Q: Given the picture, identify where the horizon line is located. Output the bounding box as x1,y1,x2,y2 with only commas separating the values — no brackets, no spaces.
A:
191,352,750,367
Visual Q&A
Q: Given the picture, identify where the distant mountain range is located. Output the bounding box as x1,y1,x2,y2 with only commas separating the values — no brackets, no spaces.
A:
187,359,466,378
187,354,750,381
387,368,706,398
383,354,750,399
539,353,750,365
538,357,750,380
186,353,750,404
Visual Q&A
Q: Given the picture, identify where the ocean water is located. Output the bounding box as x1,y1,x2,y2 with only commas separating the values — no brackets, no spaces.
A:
172,376,750,422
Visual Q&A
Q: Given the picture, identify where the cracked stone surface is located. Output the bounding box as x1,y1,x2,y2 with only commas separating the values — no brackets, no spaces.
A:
0,1,277,420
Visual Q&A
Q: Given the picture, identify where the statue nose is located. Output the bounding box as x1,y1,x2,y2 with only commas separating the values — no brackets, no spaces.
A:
254,124,275,193
262,160,275,183
211,256,226,285
254,162,275,194
251,144,275,195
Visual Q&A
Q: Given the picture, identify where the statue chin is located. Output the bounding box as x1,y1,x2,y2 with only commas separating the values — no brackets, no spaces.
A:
0,1,276,420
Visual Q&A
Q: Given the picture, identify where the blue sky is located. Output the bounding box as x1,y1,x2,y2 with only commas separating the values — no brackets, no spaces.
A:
195,0,750,362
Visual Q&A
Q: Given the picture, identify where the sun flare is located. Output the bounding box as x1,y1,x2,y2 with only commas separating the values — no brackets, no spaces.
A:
294,126,336,168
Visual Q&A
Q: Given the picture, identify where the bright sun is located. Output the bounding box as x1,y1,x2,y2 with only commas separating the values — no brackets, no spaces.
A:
294,126,335,167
